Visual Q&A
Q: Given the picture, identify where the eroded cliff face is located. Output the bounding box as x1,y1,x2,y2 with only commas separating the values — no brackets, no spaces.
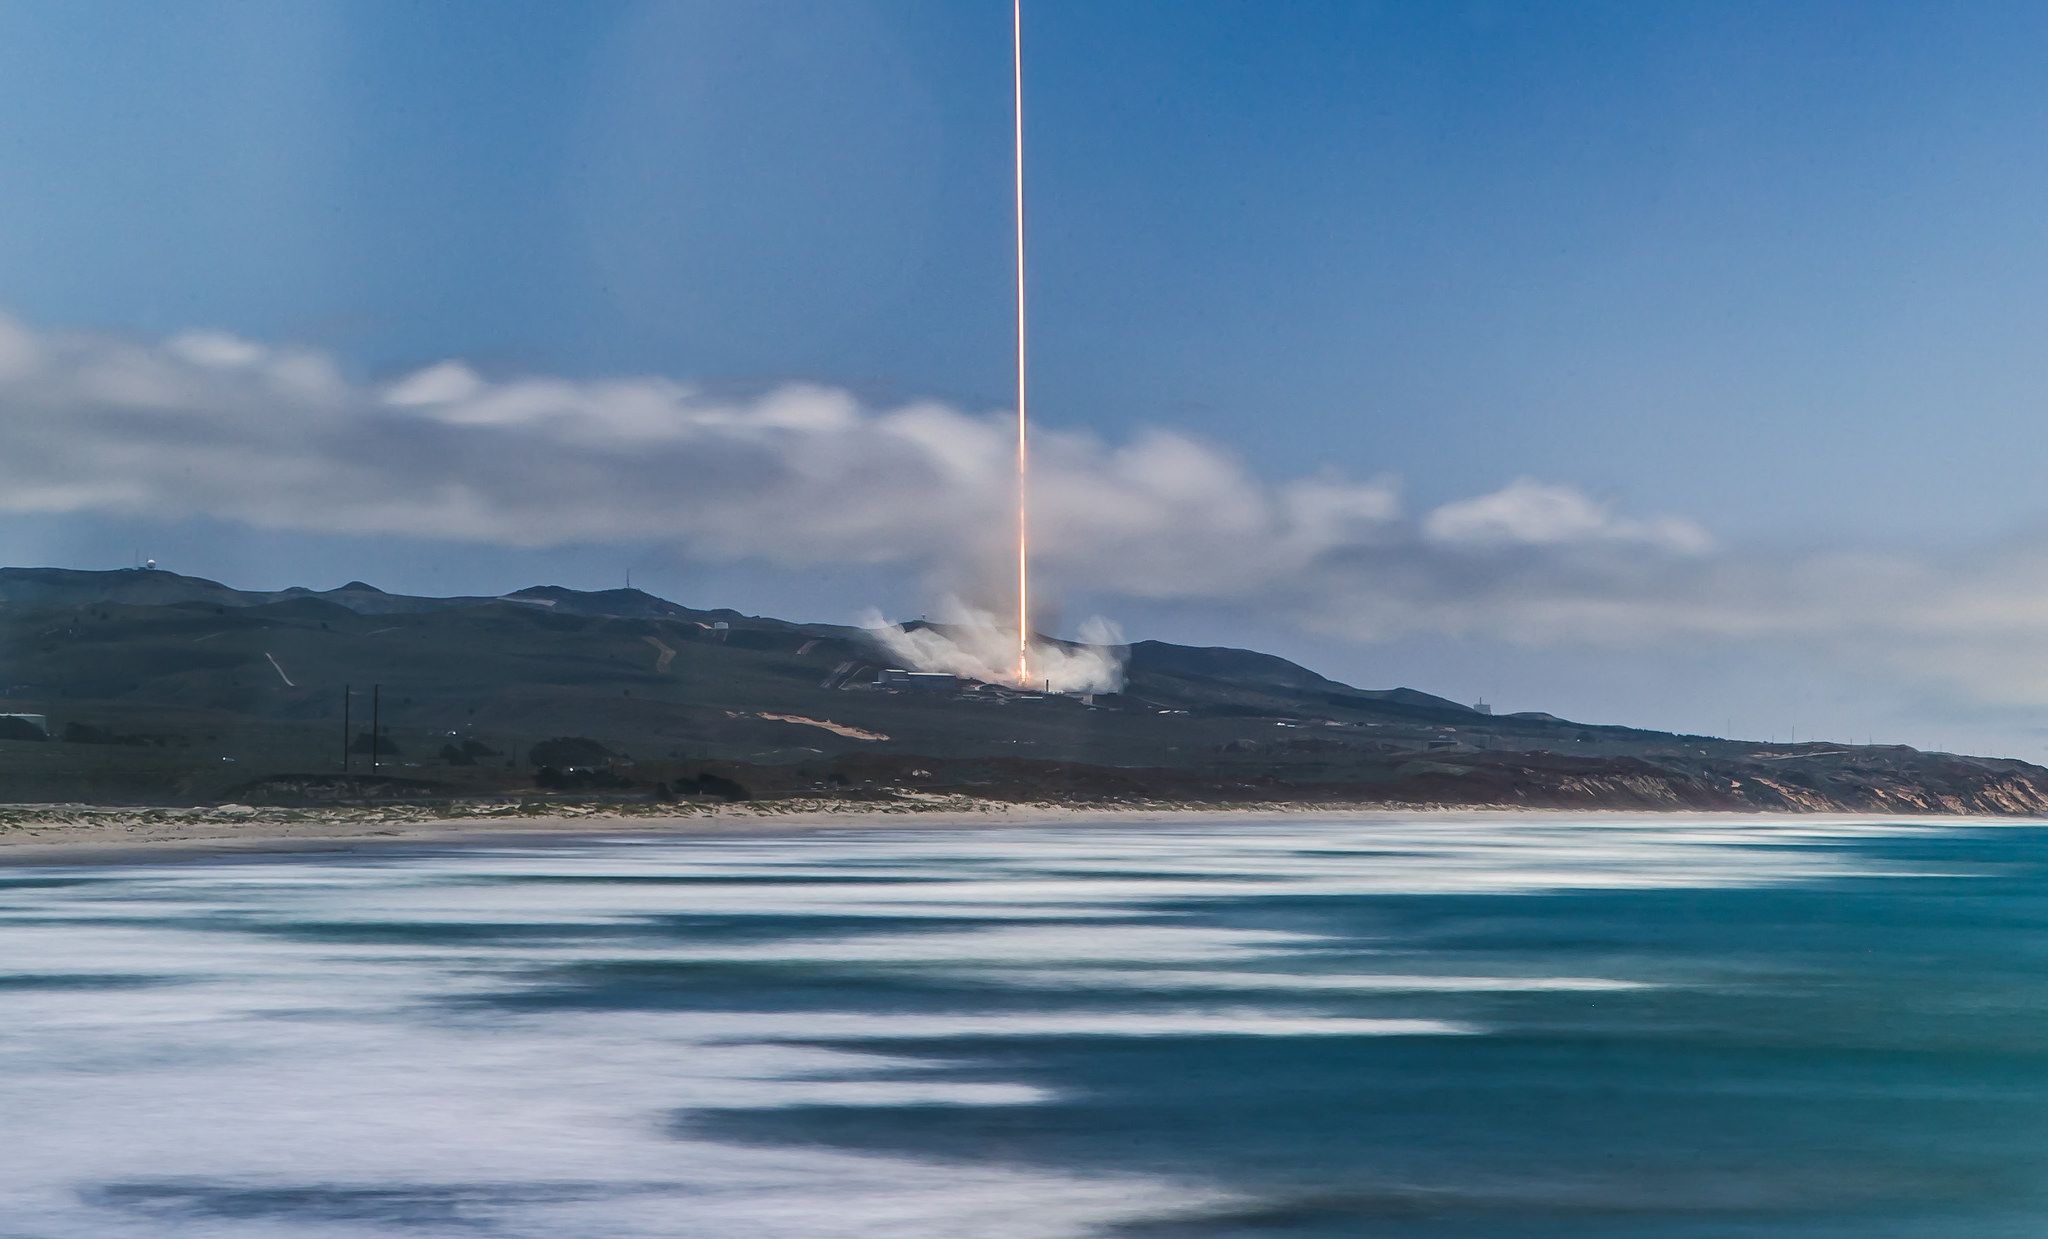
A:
1386,753,2048,816
759,748,2048,817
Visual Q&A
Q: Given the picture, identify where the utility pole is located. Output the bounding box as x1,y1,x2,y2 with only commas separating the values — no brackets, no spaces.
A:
371,684,381,772
342,683,352,773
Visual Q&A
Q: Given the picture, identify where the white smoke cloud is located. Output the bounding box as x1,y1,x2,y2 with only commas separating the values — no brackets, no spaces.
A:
858,602,1126,694
10,311,2048,709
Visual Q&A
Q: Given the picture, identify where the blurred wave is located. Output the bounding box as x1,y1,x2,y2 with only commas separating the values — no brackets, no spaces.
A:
0,814,2039,1236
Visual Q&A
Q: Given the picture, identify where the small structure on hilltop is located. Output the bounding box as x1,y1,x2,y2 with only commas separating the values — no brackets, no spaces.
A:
877,668,964,693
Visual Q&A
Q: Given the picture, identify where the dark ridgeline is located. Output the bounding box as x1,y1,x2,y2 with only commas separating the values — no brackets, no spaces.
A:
0,565,2042,813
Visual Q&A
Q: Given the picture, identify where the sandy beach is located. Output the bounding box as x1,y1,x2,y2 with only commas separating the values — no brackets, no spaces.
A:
0,800,925,862
0,796,2027,867
0,797,1382,865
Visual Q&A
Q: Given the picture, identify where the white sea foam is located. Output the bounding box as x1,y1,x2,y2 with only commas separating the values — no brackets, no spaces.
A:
0,812,1964,1235
968,968,1653,993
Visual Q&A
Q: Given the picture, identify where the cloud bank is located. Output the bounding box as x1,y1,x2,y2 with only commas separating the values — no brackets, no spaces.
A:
0,312,2042,707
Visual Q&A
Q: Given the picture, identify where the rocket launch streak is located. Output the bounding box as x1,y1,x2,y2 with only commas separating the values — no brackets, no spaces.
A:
859,14,1127,700
1012,0,1031,688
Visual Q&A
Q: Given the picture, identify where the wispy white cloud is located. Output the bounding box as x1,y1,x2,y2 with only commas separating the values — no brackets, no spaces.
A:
1,312,2043,707
1423,477,1711,554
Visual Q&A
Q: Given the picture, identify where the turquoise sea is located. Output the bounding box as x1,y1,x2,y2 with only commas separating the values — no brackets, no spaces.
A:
4,814,2047,1236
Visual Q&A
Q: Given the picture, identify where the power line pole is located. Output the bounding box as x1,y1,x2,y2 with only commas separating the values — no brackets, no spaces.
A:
342,683,352,773
370,684,381,773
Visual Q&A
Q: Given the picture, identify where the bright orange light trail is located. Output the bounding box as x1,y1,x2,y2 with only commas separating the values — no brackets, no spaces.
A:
1012,0,1031,688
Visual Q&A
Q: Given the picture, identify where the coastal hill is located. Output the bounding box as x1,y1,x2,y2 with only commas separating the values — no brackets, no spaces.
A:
2,565,2044,814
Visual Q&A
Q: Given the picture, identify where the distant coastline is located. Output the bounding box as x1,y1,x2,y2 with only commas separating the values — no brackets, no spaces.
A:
8,566,2048,822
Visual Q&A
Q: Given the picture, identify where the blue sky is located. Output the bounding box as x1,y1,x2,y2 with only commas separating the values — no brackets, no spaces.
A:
5,0,2048,754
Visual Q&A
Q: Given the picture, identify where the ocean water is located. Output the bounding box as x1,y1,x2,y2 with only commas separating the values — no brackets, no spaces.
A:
3,815,2048,1237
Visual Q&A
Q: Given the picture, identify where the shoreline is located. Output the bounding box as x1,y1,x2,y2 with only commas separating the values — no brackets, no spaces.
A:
0,799,1417,865
0,797,2039,866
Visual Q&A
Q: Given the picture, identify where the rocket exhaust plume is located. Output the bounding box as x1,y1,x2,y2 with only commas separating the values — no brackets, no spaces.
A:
1012,0,1031,687
856,2,1133,695
861,603,1128,695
